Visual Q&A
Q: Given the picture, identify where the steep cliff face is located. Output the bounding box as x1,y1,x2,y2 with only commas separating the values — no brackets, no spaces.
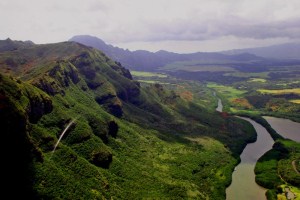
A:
0,41,138,198
0,39,256,199
0,74,53,124
0,74,52,198
0,40,148,197
0,40,140,118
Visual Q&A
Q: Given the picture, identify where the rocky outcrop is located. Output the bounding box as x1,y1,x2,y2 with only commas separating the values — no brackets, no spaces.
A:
107,101,123,118
48,61,80,87
92,150,113,169
0,74,48,199
34,61,81,96
35,78,61,96
95,94,123,118
111,61,133,80
27,94,53,123
108,121,118,138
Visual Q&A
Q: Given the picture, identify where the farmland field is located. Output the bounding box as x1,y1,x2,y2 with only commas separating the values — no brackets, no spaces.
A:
290,100,300,104
207,82,246,99
131,71,168,78
258,88,300,95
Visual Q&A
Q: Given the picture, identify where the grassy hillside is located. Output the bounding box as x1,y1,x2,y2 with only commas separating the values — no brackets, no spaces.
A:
0,39,256,199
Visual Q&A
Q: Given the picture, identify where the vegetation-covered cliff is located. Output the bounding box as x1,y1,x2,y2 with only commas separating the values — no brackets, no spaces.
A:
0,39,256,199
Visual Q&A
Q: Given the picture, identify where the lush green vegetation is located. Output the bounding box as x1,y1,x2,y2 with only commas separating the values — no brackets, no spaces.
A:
255,140,300,199
156,52,300,121
70,35,300,199
204,73,300,200
158,56,300,200
207,82,249,112
204,75,300,121
0,40,258,199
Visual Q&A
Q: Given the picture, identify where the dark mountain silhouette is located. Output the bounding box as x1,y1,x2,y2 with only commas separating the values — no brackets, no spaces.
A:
70,35,265,71
223,42,300,59
0,38,34,52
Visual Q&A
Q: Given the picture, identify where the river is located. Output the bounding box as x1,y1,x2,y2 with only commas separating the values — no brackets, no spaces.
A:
226,117,274,200
214,93,223,113
216,99,223,112
264,116,300,142
214,98,274,199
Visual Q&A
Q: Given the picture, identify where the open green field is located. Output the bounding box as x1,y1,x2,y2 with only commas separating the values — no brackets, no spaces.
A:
207,83,246,98
137,80,169,84
207,83,251,112
131,70,171,85
258,88,300,95
131,71,168,78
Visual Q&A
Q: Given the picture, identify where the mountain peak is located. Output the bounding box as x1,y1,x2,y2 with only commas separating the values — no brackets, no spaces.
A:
69,35,106,46
0,38,34,52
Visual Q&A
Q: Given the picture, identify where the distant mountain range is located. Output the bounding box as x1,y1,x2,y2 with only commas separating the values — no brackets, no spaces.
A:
70,35,268,71
70,35,300,71
0,38,34,52
223,43,300,59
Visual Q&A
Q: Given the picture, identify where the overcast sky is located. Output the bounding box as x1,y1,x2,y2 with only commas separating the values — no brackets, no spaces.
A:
1,0,300,53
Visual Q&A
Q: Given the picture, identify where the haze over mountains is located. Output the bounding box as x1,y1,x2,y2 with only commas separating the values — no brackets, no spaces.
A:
70,35,300,72
223,42,300,60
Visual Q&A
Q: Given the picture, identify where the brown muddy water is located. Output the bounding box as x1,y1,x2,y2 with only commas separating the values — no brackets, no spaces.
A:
264,116,300,142
216,98,223,112
226,117,274,200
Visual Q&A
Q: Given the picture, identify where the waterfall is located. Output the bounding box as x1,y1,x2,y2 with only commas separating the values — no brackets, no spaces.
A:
50,118,76,158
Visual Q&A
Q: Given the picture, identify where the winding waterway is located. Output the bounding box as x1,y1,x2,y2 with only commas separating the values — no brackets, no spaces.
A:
214,98,274,199
214,92,223,113
226,117,274,200
216,98,223,112
264,116,300,142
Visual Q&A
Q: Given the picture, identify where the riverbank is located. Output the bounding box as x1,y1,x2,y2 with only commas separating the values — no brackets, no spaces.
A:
215,98,270,199
255,139,300,199
214,96,297,200
232,114,300,199
264,116,300,142
250,116,300,200
226,117,274,200
213,87,300,200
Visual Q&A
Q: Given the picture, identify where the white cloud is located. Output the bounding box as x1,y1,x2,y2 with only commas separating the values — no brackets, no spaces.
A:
1,0,300,51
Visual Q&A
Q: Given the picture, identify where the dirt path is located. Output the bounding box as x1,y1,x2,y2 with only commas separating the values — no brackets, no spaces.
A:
285,187,295,200
292,160,300,174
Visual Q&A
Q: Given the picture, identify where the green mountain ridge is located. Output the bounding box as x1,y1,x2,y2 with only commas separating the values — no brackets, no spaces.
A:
0,39,256,199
